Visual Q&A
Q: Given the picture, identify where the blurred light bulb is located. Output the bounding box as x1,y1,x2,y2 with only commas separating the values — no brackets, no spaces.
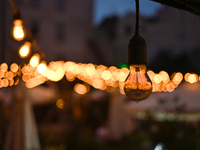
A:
19,41,31,58
30,53,40,67
124,64,152,103
11,19,26,41
37,61,47,73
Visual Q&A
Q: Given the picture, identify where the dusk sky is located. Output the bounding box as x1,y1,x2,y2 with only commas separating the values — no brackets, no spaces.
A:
93,0,163,25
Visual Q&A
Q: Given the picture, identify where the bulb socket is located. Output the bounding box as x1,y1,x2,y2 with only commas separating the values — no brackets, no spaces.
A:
128,34,147,65
13,11,21,20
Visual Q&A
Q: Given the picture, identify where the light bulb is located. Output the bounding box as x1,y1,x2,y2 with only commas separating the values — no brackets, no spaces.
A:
11,19,26,41
37,61,47,73
124,64,152,103
19,41,31,58
30,53,40,67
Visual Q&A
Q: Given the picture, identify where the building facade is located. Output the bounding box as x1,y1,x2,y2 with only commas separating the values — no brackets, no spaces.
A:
0,0,99,64
94,6,200,66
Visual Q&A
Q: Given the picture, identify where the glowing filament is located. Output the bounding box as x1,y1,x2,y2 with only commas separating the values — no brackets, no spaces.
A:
19,41,31,58
30,53,40,67
11,19,26,41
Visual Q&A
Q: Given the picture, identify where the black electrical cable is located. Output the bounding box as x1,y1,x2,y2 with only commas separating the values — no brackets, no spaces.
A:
135,0,139,35
9,0,18,14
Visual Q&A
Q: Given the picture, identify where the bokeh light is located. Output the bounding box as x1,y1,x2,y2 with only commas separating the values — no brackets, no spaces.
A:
1,63,8,72
11,19,26,41
102,70,111,80
10,63,19,72
188,73,198,84
19,41,31,58
30,53,40,67
74,83,88,95
56,99,65,109
37,61,47,74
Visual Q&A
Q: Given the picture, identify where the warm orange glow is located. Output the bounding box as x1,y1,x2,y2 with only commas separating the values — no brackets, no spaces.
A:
109,66,117,72
14,78,19,85
0,60,196,92
172,72,183,84
5,71,14,80
106,87,116,93
100,82,107,90
48,66,65,82
37,76,46,83
74,83,87,95
64,61,76,73
56,99,65,109
102,70,111,80
147,70,155,81
0,71,4,78
46,70,55,80
0,80,3,88
66,73,75,82
117,70,128,82
9,79,14,86
10,63,19,72
154,74,162,84
119,88,125,95
37,61,47,73
25,76,45,88
21,65,34,75
30,53,40,67
85,64,95,77
1,63,8,72
22,66,28,75
188,73,198,84
19,41,31,58
35,69,42,78
22,75,30,82
93,79,103,89
11,19,26,41
159,71,169,83
2,79,9,87
84,83,90,92
184,73,190,82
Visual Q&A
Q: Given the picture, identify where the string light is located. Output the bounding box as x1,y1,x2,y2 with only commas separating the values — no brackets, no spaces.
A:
74,83,88,95
30,53,40,67
11,17,26,41
56,99,65,109
9,0,26,41
5,0,200,95
37,61,47,74
18,41,31,58
0,60,198,93
124,0,152,103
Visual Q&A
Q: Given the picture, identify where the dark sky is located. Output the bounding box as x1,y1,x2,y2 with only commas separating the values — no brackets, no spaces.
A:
93,0,162,25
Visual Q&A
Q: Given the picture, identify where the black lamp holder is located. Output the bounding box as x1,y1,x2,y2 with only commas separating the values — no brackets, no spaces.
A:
128,0,147,65
13,11,21,20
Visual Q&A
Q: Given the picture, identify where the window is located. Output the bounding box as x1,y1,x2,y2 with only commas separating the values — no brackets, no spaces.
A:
55,0,66,10
55,23,66,41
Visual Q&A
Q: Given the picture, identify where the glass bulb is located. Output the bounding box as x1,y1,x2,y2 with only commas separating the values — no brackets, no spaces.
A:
19,41,31,58
11,19,26,41
30,53,40,67
37,61,47,74
124,64,152,103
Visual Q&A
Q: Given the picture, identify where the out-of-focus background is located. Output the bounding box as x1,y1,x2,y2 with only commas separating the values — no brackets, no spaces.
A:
0,0,200,149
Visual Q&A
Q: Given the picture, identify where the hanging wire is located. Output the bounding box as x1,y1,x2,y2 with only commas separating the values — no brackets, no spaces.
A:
135,0,140,35
8,0,18,14
8,0,48,63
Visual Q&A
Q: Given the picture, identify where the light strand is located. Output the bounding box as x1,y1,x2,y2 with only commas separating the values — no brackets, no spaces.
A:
0,61,198,95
